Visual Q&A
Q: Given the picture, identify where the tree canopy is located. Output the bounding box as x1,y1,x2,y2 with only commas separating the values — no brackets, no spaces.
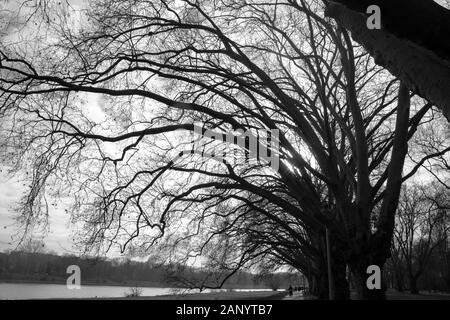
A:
0,0,448,299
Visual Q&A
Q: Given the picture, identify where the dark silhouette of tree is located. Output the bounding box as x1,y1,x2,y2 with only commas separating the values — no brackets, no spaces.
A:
0,0,448,299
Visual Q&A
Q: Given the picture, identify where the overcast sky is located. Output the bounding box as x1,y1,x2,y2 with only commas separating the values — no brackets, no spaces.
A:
0,169,74,253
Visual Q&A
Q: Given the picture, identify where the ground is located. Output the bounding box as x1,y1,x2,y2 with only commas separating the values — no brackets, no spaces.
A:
147,289,450,300
87,289,450,300
283,289,450,300
115,291,286,300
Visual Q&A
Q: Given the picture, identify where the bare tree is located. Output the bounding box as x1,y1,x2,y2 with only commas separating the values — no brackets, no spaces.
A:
393,184,449,294
18,238,46,254
0,0,448,299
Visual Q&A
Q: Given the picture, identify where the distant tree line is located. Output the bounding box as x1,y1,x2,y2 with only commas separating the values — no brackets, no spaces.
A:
0,250,166,286
383,182,449,294
0,249,298,290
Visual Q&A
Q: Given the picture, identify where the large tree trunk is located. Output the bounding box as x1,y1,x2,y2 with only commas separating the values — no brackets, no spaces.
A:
350,258,387,300
395,271,404,292
331,239,351,300
309,261,350,299
325,2,450,122
347,84,411,300
315,272,330,300
308,239,350,300
333,259,350,300
306,275,316,296
409,275,419,295
445,276,450,293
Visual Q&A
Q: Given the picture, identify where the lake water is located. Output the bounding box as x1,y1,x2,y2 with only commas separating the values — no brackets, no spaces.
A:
0,283,271,299
0,283,175,299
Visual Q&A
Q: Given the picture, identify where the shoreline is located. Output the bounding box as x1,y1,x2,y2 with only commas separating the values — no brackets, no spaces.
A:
64,291,289,300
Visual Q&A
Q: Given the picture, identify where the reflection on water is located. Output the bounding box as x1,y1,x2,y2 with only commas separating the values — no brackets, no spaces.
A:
0,283,174,299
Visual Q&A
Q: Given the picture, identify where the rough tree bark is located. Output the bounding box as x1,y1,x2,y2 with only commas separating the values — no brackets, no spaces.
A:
395,274,404,292
408,274,420,295
350,260,387,300
332,249,351,300
310,253,349,300
325,1,450,122
327,0,450,62
307,230,350,300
